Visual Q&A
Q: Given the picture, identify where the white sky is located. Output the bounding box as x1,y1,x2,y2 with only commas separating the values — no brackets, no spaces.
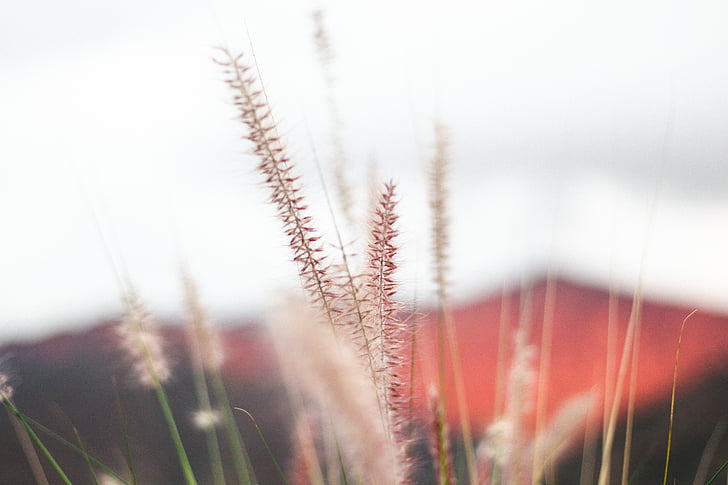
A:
2,0,728,341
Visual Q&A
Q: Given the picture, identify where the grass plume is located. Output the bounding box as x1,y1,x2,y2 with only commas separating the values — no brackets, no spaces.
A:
216,48,338,326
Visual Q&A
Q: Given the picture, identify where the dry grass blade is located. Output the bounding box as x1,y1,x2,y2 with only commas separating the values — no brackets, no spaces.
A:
597,286,643,485
428,122,477,484
663,309,698,485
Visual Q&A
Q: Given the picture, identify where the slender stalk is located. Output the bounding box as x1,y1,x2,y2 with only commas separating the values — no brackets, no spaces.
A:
113,377,138,485
706,460,728,485
194,373,226,485
72,425,100,485
429,388,454,485
620,307,641,485
663,310,698,485
152,382,199,485
210,371,255,485
18,412,130,485
532,273,557,484
7,407,50,485
428,122,477,484
597,287,642,485
312,9,355,230
305,118,384,421
182,272,226,485
2,399,73,485
236,407,290,485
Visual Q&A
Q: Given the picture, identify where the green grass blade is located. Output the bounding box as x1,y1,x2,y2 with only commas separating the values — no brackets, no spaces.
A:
211,371,255,485
6,406,51,485
16,411,130,485
235,407,289,485
192,367,226,485
152,381,199,485
112,377,138,485
706,459,728,485
71,425,100,485
3,399,74,485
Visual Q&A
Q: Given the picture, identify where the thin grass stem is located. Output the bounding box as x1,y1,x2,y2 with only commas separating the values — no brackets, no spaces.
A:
663,309,698,485
707,459,728,485
152,381,199,485
235,407,290,485
72,425,100,485
2,399,73,485
210,370,255,485
112,377,138,485
7,407,50,485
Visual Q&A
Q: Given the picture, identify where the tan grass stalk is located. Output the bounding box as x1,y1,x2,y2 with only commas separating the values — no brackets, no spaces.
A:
479,288,536,485
597,287,643,485
505,339,537,484
508,289,536,484
268,326,327,485
312,9,355,230
662,309,698,485
493,284,513,419
428,122,477,484
428,386,456,485
620,303,642,485
579,380,601,485
289,411,326,485
531,273,557,484
602,281,620,450
304,115,379,404
182,271,224,373
429,123,450,305
217,49,337,326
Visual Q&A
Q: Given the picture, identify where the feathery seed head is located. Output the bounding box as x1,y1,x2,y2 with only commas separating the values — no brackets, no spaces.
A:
270,296,400,485
117,291,170,388
429,123,451,300
530,392,595,476
482,416,515,468
182,272,224,371
218,48,337,324
312,9,334,68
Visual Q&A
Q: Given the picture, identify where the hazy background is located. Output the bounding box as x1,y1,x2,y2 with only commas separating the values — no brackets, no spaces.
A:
2,0,728,341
